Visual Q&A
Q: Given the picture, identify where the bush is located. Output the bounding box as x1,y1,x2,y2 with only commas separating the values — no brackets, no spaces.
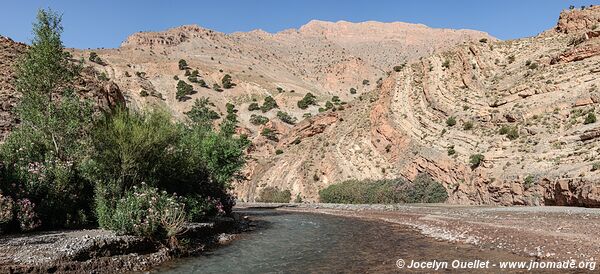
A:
222,74,234,89
350,88,357,94
275,149,284,155
524,175,535,189
250,114,269,125
393,65,404,72
261,96,278,112
248,102,260,111
186,97,220,126
256,187,291,203
442,59,450,69
297,93,317,109
592,162,600,171
90,107,247,236
404,174,448,203
176,80,194,101
447,145,456,156
105,184,186,241
178,59,188,70
276,111,297,125
319,175,447,204
89,52,105,65
212,83,223,92
463,121,473,130
446,116,457,127
470,154,485,169
499,125,519,140
261,128,278,141
584,112,597,124
479,38,488,43
362,79,369,85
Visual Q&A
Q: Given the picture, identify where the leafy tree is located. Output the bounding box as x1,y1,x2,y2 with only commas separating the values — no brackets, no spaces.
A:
176,80,194,101
186,97,220,127
277,111,297,125
222,74,234,89
261,128,278,141
469,154,485,169
248,102,260,111
0,8,95,230
297,93,317,109
178,59,188,70
261,96,278,112
249,114,269,125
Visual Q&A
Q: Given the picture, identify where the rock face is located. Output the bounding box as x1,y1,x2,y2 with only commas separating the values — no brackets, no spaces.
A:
556,5,600,33
0,36,126,142
40,7,600,207
232,6,600,207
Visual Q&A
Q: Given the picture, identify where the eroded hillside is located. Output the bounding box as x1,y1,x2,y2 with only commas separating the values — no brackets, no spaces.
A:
236,6,600,206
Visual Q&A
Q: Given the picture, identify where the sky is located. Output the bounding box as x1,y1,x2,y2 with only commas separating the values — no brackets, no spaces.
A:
0,1,597,49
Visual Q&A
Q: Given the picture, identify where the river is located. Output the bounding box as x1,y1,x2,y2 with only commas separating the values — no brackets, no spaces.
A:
156,208,532,273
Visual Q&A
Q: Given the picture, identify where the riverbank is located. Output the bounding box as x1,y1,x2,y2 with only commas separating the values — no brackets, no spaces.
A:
238,203,600,262
0,215,249,273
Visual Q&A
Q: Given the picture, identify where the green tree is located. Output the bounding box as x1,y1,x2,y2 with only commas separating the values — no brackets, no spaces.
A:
297,93,317,109
186,97,220,127
178,59,188,70
176,80,194,101
261,96,279,112
222,74,234,89
0,8,95,230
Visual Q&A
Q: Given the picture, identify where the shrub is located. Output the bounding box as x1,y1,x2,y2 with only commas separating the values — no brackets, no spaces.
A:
442,59,450,69
212,83,223,92
250,114,269,125
393,65,404,72
178,59,188,70
331,96,341,105
275,149,284,155
362,79,369,85
584,112,597,124
350,87,357,94
140,89,149,97
297,93,317,109
479,38,488,43
469,154,485,169
186,97,220,126
447,145,456,156
261,96,278,112
106,184,186,240
276,111,297,125
89,52,105,65
261,128,278,141
524,175,535,189
248,102,260,111
222,74,234,89
463,121,473,130
446,116,457,127
294,194,303,203
318,175,447,204
592,162,600,171
256,187,291,203
405,174,448,203
499,125,519,140
176,80,194,101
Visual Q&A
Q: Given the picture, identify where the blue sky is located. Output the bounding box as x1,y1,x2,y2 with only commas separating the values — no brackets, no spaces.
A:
0,1,597,49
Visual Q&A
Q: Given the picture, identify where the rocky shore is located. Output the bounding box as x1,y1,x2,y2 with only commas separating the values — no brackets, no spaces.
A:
238,203,600,263
0,215,249,273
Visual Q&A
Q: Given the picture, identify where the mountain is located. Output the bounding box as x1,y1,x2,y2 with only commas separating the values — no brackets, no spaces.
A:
234,6,600,206
11,8,600,206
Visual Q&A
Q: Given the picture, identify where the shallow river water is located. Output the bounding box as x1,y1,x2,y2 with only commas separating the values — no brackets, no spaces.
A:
156,209,539,273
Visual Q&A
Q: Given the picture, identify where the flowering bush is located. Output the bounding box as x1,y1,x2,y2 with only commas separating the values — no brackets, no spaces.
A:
15,199,41,231
0,194,14,225
108,184,186,240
